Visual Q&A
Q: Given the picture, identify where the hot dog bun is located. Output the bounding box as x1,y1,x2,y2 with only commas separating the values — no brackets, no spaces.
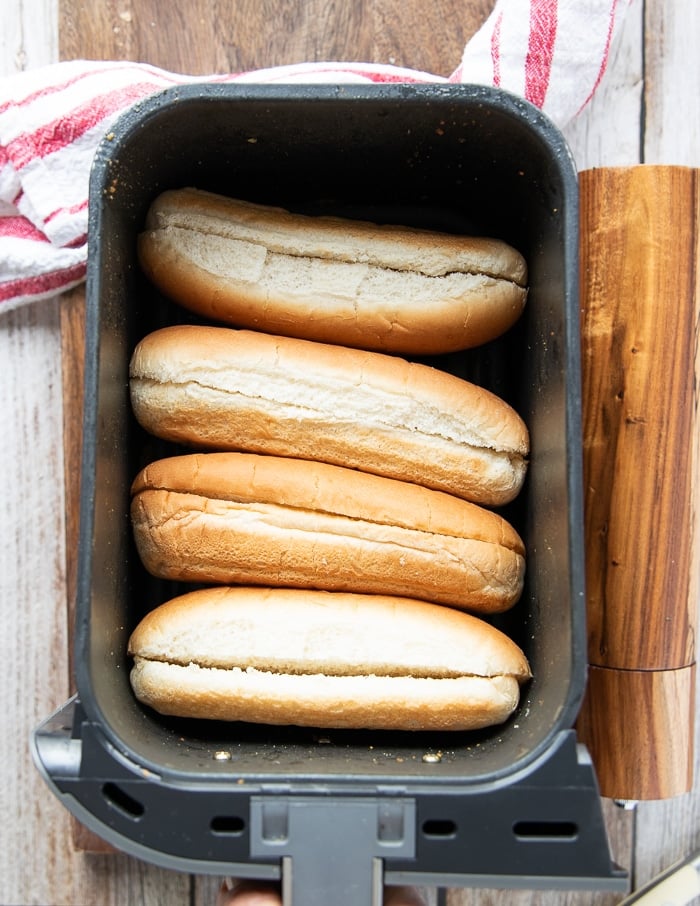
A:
130,452,525,613
128,587,531,730
137,188,527,355
130,326,529,506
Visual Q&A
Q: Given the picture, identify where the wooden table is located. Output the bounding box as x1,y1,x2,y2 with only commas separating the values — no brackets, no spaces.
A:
2,1,699,904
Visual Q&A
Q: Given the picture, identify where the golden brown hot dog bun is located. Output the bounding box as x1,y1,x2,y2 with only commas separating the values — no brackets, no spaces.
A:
129,326,529,507
130,452,525,613
128,586,531,730
137,188,527,355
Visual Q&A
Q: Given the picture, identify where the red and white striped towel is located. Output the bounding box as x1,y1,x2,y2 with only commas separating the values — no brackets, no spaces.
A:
0,0,633,313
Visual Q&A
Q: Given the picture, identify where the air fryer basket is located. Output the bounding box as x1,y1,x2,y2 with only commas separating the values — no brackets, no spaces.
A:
33,84,626,900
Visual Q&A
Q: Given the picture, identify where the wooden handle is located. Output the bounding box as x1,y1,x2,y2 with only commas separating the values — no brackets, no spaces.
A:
580,165,699,670
577,165,700,799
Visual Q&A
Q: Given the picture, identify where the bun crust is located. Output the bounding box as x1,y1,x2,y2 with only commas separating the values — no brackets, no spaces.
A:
137,188,528,355
130,325,529,506
130,452,525,613
128,587,531,730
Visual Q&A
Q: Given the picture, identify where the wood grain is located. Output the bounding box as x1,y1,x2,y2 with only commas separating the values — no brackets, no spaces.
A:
561,2,644,169
61,288,113,854
643,1,700,166
579,165,699,672
576,165,699,801
0,298,68,902
58,0,493,77
0,297,192,904
0,0,57,71
577,665,696,800
631,0,700,889
59,287,86,691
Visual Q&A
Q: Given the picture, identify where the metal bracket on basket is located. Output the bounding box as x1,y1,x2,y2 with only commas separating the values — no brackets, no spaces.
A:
250,796,416,906
33,700,628,892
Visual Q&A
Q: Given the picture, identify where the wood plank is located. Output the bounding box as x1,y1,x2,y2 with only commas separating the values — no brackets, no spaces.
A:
58,0,491,77
0,10,87,905
60,287,85,691
0,298,69,905
642,0,700,166
628,0,700,890
0,296,190,904
59,289,115,855
0,0,57,73
562,2,644,169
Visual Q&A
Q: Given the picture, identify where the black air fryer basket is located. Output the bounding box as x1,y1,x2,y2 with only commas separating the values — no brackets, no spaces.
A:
33,84,627,903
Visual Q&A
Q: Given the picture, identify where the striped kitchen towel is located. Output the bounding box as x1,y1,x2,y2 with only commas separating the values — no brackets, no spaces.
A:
0,0,633,313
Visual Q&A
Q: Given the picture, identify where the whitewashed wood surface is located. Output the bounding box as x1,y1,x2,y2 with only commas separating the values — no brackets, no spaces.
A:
1,2,698,905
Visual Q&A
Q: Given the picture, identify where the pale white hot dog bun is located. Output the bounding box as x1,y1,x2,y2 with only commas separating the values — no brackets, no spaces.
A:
129,326,529,507
128,587,531,731
130,452,525,613
137,188,528,355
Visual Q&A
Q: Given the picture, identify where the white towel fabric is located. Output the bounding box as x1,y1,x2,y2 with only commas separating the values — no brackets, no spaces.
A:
0,0,633,313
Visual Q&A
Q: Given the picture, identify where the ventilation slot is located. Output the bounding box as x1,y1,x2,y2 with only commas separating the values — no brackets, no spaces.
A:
211,815,246,835
102,783,145,820
422,818,458,838
513,820,578,840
